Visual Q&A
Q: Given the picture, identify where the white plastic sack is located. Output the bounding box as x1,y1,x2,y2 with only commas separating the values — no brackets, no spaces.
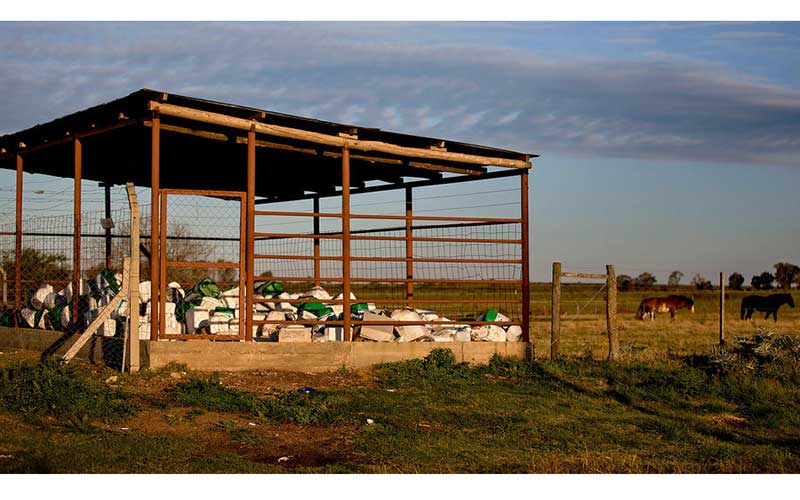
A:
505,325,523,342
138,281,152,303
220,287,240,309
471,325,507,342
306,286,332,301
43,291,58,310
391,308,429,342
186,308,210,332
31,285,54,310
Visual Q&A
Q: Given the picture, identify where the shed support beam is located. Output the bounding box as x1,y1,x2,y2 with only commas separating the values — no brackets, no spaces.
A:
148,101,531,169
245,125,256,342
150,113,161,341
72,138,82,325
405,187,413,305
104,183,112,269
313,196,321,287
342,147,352,341
521,171,531,344
14,155,22,310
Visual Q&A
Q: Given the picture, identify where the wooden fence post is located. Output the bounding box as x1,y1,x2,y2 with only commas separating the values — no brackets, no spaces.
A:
719,272,725,346
125,183,140,373
551,262,561,360
606,264,618,361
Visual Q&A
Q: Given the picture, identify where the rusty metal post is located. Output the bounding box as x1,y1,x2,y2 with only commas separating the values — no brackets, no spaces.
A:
159,192,167,336
720,272,725,346
72,138,82,325
313,196,321,287
606,264,618,360
245,125,256,341
150,113,160,341
342,146,352,340
521,171,531,344
104,182,112,269
551,261,561,360
14,154,22,310
405,186,413,306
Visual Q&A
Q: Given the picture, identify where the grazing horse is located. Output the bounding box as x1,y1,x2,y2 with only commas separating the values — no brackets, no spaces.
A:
740,294,795,321
637,295,695,320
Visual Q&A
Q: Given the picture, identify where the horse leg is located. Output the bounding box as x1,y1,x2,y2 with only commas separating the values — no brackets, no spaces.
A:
670,308,676,321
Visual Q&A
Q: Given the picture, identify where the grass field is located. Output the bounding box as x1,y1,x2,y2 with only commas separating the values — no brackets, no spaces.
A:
529,286,800,360
1,335,799,473
349,282,800,359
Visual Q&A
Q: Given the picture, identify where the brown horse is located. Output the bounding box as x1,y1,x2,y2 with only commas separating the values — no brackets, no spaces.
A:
637,295,695,320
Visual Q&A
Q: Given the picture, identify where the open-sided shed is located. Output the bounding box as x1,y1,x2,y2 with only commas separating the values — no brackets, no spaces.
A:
0,89,535,370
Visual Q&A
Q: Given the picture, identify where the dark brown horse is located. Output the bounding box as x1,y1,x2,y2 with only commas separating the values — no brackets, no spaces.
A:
740,294,795,321
637,295,695,320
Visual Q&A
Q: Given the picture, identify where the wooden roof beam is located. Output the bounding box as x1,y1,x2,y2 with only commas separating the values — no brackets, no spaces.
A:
148,101,530,169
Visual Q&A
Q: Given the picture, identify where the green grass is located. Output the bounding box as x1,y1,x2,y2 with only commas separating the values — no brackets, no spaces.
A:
171,374,333,424
0,359,136,424
1,341,800,473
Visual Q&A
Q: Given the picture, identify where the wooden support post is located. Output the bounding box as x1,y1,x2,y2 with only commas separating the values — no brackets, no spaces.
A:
245,125,256,342
521,171,531,344
14,154,22,310
342,147,352,341
719,272,725,346
63,258,129,363
125,184,140,372
405,186,413,305
150,113,160,341
551,261,561,360
606,264,618,361
104,182,112,269
313,196,321,287
72,138,82,325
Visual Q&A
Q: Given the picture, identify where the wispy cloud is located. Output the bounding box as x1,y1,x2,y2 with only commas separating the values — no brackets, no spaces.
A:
1,22,800,167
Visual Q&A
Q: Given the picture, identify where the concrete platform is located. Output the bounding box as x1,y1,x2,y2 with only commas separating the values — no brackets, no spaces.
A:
0,326,533,372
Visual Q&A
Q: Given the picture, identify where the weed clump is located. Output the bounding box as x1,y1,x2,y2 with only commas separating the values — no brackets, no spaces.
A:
0,360,135,422
376,348,475,387
170,374,332,424
706,329,800,382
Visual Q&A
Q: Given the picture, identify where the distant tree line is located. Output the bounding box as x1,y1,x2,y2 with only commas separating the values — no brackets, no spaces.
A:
615,262,800,292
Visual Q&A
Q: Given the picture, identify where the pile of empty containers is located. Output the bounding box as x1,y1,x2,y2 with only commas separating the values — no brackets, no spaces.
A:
4,270,125,336
2,275,522,343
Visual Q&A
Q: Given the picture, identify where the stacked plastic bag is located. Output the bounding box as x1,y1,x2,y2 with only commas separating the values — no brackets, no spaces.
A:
4,272,522,344
10,270,125,335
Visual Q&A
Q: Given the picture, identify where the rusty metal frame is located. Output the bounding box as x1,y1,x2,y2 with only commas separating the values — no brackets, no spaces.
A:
249,166,530,342
158,188,247,341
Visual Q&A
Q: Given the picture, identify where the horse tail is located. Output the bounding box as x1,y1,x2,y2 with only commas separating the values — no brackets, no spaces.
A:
637,301,645,320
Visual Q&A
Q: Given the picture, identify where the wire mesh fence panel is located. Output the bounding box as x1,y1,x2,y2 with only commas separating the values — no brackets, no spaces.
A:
0,199,134,369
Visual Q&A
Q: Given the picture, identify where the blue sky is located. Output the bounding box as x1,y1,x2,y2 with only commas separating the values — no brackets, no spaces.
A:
0,22,799,282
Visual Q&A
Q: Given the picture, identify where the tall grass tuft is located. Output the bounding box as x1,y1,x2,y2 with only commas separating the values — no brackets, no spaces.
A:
170,374,332,424
0,360,135,422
